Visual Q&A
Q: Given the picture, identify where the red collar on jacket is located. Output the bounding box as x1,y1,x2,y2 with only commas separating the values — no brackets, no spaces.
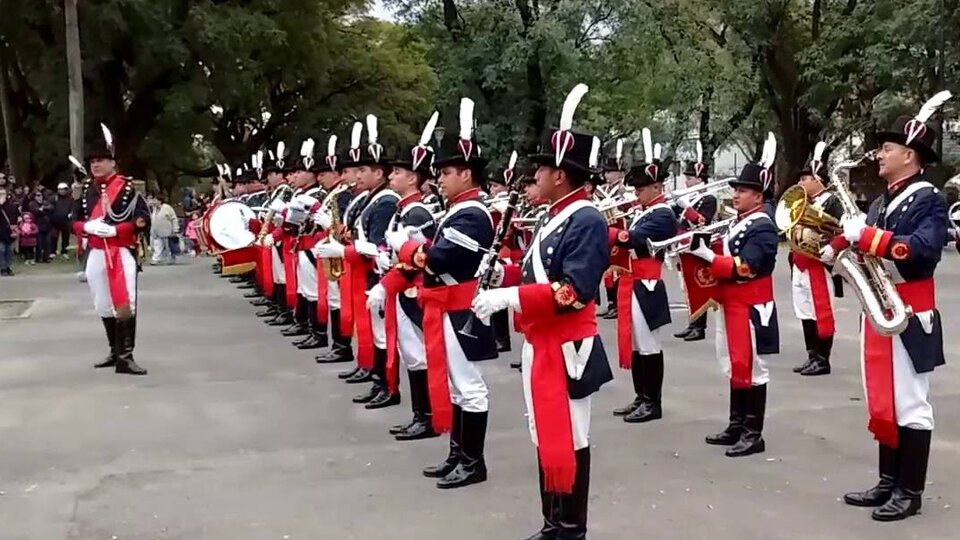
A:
642,193,667,209
549,187,589,216
398,192,422,208
450,187,481,205
736,204,763,221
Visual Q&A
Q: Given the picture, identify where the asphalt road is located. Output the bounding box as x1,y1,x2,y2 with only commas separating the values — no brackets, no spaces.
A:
1,252,958,540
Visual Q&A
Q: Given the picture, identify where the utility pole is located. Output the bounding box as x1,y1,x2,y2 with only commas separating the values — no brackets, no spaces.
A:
65,0,84,159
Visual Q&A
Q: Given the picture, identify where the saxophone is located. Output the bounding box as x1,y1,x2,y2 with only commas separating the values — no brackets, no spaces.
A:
318,182,354,281
830,151,912,336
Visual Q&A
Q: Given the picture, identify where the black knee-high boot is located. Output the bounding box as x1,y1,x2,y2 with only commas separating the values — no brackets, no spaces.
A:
844,442,898,507
320,309,355,365
706,384,749,445
95,317,119,368
871,427,930,521
614,352,644,416
282,295,310,336
794,319,818,372
437,409,488,489
115,316,147,376
395,370,439,440
624,352,664,423
424,404,463,478
366,348,401,410
726,384,766,457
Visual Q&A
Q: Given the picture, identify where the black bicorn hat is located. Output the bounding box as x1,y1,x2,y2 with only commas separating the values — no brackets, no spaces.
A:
338,121,365,171
730,132,776,192
876,91,952,164
318,135,339,173
355,114,390,168
602,138,626,173
624,128,665,188
262,142,288,175
290,138,317,173
434,98,488,170
797,141,830,183
528,84,598,177
84,123,116,161
389,111,438,178
681,140,709,180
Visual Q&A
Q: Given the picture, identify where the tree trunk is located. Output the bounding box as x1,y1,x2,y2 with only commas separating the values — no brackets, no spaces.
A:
65,0,84,159
0,50,28,181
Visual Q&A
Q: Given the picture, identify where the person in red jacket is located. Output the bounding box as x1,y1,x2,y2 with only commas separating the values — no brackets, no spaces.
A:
71,127,151,375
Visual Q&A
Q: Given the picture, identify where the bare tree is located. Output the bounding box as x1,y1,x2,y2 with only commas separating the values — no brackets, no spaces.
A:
65,0,84,159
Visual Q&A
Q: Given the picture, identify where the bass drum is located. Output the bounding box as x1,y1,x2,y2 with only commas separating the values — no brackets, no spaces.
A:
207,200,257,252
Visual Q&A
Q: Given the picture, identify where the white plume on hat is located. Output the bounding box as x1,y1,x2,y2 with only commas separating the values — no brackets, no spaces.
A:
906,90,952,145
555,84,589,166
642,128,653,165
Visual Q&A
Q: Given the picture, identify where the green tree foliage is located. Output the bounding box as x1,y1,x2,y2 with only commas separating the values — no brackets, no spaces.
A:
0,0,437,193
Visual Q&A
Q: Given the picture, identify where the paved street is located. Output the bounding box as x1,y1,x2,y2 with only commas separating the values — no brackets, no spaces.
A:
1,253,959,540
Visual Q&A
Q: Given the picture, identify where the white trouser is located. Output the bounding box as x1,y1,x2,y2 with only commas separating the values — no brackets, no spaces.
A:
297,252,318,301
371,294,386,349
442,314,489,412
327,281,341,310
521,341,591,449
85,248,138,318
715,307,770,386
859,318,934,430
271,245,285,284
150,237,170,264
791,266,834,320
397,296,427,371
630,294,662,354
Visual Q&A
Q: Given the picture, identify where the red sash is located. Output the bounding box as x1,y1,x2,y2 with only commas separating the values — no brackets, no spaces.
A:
283,242,297,308
418,281,477,434
260,243,274,298
88,177,132,318
517,283,597,494
793,254,836,338
381,269,416,394
315,262,329,325
616,258,662,368
863,278,935,449
717,276,774,389
344,247,374,368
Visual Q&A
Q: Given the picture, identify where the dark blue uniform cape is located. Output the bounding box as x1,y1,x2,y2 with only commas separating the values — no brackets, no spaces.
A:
521,200,613,399
865,175,947,373
355,184,398,289
395,200,436,330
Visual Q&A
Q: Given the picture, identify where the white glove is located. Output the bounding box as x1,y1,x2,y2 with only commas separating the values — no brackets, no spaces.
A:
83,220,117,238
689,242,716,263
354,239,379,257
471,287,520,321
366,283,386,311
474,258,505,287
819,244,836,264
82,219,104,236
269,198,286,212
675,196,692,209
375,251,393,274
386,228,410,252
409,227,428,244
314,238,345,258
312,210,332,230
263,234,275,248
842,214,867,243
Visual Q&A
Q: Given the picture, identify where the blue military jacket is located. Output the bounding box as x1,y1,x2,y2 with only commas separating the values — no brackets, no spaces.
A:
521,191,613,399
390,194,436,329
718,211,780,354
623,200,677,331
354,184,398,288
422,189,498,361
864,175,947,373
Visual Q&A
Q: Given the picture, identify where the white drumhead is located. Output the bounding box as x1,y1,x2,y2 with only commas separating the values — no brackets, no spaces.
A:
209,201,256,250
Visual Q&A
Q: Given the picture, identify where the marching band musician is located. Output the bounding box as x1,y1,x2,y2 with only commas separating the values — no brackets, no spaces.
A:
307,135,354,357
258,145,297,328
71,126,151,375
487,159,517,354
316,116,400,410
472,84,613,539
598,141,627,320
827,94,950,521
388,98,498,489
608,128,677,424
318,126,366,369
370,113,441,441
788,142,844,377
687,133,780,458
672,145,717,342
278,140,320,341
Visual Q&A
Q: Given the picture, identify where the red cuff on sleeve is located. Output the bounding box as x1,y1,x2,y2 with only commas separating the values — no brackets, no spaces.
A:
710,255,736,279
73,222,84,236
518,283,556,321
683,207,703,224
115,222,135,236
608,227,622,247
858,226,894,257
501,264,522,287
381,267,413,295
829,235,850,251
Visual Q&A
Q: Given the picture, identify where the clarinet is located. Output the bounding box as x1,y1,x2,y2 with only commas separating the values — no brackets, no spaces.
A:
459,188,522,338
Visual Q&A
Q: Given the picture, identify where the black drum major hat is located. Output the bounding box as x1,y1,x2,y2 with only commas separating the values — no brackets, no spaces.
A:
730,132,776,192
338,122,365,171
625,128,664,188
876,91,952,164
390,111,438,178
528,84,598,177
681,141,710,180
433,98,488,170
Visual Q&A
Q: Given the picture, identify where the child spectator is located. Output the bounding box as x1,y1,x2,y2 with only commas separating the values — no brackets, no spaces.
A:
185,211,201,256
17,212,39,265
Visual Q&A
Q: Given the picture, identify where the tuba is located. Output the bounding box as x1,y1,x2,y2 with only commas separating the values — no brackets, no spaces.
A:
318,182,354,281
829,151,911,336
775,184,842,258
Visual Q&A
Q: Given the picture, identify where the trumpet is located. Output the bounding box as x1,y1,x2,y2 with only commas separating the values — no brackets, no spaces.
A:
599,179,731,224
830,150,911,336
665,178,732,206
256,184,295,243
645,218,735,257
775,184,842,258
